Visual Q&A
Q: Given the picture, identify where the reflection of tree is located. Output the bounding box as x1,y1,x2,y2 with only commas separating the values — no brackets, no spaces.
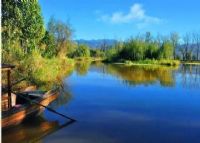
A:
75,61,91,76
67,62,200,89
104,65,177,87
49,86,72,109
180,65,200,89
89,62,107,74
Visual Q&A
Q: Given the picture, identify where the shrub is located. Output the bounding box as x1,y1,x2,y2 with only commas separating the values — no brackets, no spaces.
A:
73,44,90,57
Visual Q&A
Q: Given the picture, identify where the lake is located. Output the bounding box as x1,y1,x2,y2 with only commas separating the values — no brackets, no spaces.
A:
2,62,200,143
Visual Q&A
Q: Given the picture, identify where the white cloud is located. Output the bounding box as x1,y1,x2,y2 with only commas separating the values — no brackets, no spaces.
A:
99,3,162,27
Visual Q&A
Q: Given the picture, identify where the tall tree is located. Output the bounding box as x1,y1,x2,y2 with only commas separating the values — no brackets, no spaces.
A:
40,31,56,58
21,0,45,53
2,0,45,54
145,32,152,43
146,42,159,59
193,32,200,60
100,39,108,52
47,17,72,57
170,32,179,59
182,33,192,60
160,41,173,59
74,44,90,57
2,0,22,51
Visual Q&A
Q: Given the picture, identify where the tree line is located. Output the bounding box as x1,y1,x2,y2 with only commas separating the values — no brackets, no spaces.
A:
2,0,91,63
2,0,200,64
102,32,200,62
2,0,45,60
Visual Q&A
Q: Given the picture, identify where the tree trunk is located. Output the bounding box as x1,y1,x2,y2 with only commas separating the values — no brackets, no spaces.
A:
197,44,200,61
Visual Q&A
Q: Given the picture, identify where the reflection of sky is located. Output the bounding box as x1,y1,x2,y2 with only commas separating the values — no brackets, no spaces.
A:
43,64,200,143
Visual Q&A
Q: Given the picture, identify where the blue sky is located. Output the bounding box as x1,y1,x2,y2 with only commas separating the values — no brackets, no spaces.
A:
39,0,200,40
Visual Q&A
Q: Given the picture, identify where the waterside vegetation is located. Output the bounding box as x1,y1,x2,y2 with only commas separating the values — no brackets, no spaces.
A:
2,0,200,89
2,0,74,89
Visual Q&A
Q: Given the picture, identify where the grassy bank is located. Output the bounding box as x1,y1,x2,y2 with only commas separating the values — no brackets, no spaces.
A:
23,53,74,89
74,57,104,62
3,50,74,90
181,61,200,65
105,59,180,66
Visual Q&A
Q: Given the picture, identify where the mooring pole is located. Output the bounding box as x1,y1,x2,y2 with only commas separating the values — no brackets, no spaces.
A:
7,70,12,109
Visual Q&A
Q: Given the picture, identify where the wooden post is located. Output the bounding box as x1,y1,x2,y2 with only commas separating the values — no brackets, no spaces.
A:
7,70,12,109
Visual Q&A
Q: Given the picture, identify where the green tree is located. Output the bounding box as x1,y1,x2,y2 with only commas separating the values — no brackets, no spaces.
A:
146,42,159,59
21,0,45,53
90,49,105,57
47,17,73,57
40,31,56,58
159,41,173,59
170,32,179,59
145,32,152,43
74,44,90,57
105,47,118,61
182,33,192,60
192,32,200,60
2,0,45,54
66,42,78,58
2,0,22,52
119,39,146,61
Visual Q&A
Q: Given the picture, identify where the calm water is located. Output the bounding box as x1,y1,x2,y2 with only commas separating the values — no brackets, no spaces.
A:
3,63,200,143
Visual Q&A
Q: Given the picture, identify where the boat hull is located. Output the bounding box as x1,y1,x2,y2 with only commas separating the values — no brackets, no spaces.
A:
2,90,59,129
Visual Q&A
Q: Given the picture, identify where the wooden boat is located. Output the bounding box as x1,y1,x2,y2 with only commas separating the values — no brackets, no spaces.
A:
2,89,59,129
1,86,37,109
1,63,60,129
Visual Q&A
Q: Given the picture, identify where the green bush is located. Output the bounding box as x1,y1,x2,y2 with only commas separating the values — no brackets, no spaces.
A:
21,50,74,89
104,36,176,64
90,49,105,58
73,44,90,57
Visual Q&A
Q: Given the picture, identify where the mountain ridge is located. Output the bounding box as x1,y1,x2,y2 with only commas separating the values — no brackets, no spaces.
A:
74,39,118,48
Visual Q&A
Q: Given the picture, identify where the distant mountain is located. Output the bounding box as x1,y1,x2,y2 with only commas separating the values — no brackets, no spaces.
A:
75,39,118,49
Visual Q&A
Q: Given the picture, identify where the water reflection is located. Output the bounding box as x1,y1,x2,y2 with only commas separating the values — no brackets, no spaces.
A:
75,61,92,76
78,62,200,88
2,88,75,143
49,88,72,109
105,65,178,86
42,62,200,143
2,116,74,143
179,64,200,89
3,63,200,143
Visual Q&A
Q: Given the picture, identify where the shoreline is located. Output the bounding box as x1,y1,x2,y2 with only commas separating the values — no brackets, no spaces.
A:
75,57,104,62
104,60,181,66
181,61,200,65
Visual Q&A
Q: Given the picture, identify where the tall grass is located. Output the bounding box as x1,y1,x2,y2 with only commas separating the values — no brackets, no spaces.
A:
2,49,74,90
124,59,180,66
22,50,74,89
